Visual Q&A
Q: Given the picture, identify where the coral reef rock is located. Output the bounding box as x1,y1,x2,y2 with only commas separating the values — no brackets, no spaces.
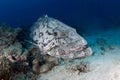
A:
0,56,14,80
31,15,92,59
39,60,58,74
0,25,28,62
66,61,89,74
28,46,60,74
0,25,21,52
0,25,35,79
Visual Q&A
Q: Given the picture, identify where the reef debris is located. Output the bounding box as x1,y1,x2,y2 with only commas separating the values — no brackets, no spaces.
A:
29,46,60,74
0,25,35,79
66,61,90,74
0,24,28,62
0,56,13,80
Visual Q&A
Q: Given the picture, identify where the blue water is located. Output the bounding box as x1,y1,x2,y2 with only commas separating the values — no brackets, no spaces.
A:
0,0,120,31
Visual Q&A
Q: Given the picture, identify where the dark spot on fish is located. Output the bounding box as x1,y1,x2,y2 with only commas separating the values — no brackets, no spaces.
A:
34,32,36,35
52,43,54,45
43,43,46,46
47,25,50,28
62,42,65,44
39,32,43,37
46,30,52,35
35,40,38,43
46,30,48,33
34,41,37,44
54,32,58,36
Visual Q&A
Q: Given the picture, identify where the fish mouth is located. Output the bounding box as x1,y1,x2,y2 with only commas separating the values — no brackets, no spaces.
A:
81,45,89,50
46,44,92,59
64,44,89,54
60,44,92,59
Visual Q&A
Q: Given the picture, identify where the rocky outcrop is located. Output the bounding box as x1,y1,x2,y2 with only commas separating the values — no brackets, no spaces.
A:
0,24,28,62
0,25,32,79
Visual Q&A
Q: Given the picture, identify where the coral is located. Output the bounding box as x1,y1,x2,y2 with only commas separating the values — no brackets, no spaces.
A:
2,42,23,61
43,55,60,65
12,72,37,80
0,56,14,80
66,61,89,74
0,24,28,63
40,62,56,73
39,55,60,73
28,46,60,74
32,59,41,74
0,24,21,49
27,45,43,61
31,15,92,59
0,25,35,79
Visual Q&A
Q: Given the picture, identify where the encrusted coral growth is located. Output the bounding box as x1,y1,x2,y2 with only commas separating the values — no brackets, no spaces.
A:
66,61,90,74
0,56,31,80
0,25,20,49
0,56,14,80
0,23,60,80
0,24,34,80
0,24,28,62
28,46,60,74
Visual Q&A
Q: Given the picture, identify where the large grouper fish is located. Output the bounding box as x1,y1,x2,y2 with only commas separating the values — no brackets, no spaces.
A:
30,15,92,59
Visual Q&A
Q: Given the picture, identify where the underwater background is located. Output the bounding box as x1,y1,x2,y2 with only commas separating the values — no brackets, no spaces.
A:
0,0,120,31
1,0,120,80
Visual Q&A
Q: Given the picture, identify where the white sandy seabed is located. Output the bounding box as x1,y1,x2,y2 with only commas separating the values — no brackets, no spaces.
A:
38,28,120,80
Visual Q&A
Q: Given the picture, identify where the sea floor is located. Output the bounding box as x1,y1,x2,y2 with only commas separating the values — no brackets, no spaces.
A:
39,28,120,80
